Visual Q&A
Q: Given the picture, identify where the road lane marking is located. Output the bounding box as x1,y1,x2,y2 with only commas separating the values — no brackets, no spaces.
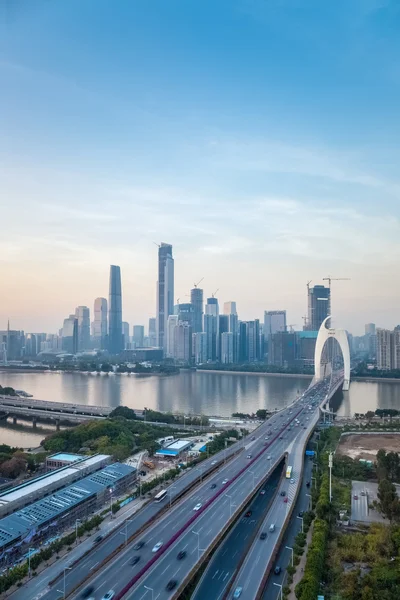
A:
161,565,169,575
212,570,219,579
90,561,100,570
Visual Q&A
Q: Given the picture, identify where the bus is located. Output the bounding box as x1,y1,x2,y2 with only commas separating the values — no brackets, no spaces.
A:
154,489,168,502
286,466,293,479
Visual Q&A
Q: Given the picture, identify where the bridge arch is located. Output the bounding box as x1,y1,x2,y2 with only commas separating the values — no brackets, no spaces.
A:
314,316,350,391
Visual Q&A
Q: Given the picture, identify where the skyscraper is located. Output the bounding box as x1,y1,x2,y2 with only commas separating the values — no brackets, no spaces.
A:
175,321,192,363
365,323,376,336
62,315,78,354
223,301,237,316
247,320,260,362
133,325,144,347
224,302,239,363
122,322,130,349
108,265,123,355
204,297,219,361
376,328,392,370
156,243,174,351
308,285,330,331
221,332,234,363
166,315,179,358
190,287,203,333
75,306,90,351
264,310,287,336
193,332,207,364
92,297,108,349
175,303,194,329
148,318,157,347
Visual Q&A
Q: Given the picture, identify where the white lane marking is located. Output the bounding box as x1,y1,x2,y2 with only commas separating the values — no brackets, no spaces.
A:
172,567,181,578
206,528,212,536
161,565,169,575
223,571,230,581
212,570,220,579
90,560,100,570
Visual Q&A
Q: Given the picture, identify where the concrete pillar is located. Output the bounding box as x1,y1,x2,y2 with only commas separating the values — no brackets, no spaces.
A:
56,419,60,431
12,416,17,425
32,417,37,428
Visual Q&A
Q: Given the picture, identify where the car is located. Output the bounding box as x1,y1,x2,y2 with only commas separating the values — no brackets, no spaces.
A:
267,455,272,460
303,426,307,429
210,483,217,489
81,587,94,599
284,497,288,503
166,580,178,591
133,541,145,550
260,532,267,540
233,587,243,598
274,566,281,575
101,592,115,600
269,523,276,532
306,481,310,487
246,454,252,459
251,436,255,440
94,535,103,544
279,436,283,440
260,489,266,495
361,491,366,496
290,478,295,484
245,510,252,518
298,511,304,517
222,479,229,484
280,490,286,496
211,460,217,465
177,550,186,560
130,556,140,565
193,503,202,511
353,494,358,500
152,541,163,552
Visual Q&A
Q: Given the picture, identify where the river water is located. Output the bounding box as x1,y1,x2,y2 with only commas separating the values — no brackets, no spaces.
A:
0,371,399,447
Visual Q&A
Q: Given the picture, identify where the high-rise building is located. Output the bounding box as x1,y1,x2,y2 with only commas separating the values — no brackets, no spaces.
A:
219,314,229,360
193,332,207,365
148,318,157,347
268,331,297,368
376,329,392,370
156,243,174,351
133,325,144,348
247,320,260,362
0,326,24,361
92,298,108,349
108,265,123,355
122,322,130,349
175,321,192,363
223,301,237,316
308,285,330,331
25,333,38,357
238,321,247,362
221,332,234,364
61,315,78,354
204,297,219,361
75,306,90,351
365,323,376,336
166,315,179,358
264,311,287,336
191,287,203,334
175,303,194,329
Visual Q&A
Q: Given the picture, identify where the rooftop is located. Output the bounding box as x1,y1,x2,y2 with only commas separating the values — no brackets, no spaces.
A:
47,453,83,462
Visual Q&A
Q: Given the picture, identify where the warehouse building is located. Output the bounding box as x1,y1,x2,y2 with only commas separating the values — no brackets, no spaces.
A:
155,439,193,457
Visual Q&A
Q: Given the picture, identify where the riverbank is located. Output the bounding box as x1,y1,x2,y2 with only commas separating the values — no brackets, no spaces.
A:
352,376,400,383
196,369,313,379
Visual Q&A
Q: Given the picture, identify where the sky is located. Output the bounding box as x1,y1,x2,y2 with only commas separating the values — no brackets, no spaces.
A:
1,0,400,335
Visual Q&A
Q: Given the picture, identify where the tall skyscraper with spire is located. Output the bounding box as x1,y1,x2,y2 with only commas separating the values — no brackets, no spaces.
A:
156,243,174,351
108,265,123,354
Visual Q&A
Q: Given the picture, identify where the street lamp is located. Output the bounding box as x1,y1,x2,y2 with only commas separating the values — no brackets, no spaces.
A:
306,493,312,510
169,484,177,508
225,494,236,518
57,566,72,599
311,476,317,489
297,515,304,533
285,545,294,567
75,519,81,545
109,487,114,519
119,519,134,546
248,469,257,489
144,584,154,600
28,547,35,579
273,582,283,600
195,467,203,483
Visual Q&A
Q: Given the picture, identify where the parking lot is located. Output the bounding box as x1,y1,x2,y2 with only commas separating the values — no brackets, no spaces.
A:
351,480,400,523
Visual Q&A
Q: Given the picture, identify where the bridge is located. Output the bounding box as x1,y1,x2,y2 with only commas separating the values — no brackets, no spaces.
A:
8,318,349,600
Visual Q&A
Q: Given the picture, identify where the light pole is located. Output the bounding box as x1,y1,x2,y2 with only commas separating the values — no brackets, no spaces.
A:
248,469,257,489
109,487,114,519
225,494,236,518
169,485,177,508
120,519,134,546
273,582,283,600
75,519,81,545
306,493,312,510
328,452,333,503
57,566,72,599
144,585,154,600
224,439,228,464
28,547,35,579
192,529,203,561
195,467,203,483
312,476,317,489
297,515,304,533
285,545,294,567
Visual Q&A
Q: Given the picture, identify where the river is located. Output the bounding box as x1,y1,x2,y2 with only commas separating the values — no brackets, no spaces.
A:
0,371,399,447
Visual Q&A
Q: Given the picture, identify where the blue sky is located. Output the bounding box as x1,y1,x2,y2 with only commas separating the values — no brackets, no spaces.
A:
1,0,400,334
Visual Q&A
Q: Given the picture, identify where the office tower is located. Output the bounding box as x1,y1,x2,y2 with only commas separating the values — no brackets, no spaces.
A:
61,315,78,354
0,326,24,360
365,323,376,336
133,325,144,348
376,329,392,370
193,332,207,365
25,333,38,357
92,298,108,349
191,287,203,334
75,306,90,351
308,285,330,331
166,315,179,358
221,332,234,364
268,331,297,368
122,322,130,349
247,320,260,362
175,321,192,363
238,321,247,362
219,314,229,360
223,301,237,316
156,243,174,351
175,303,194,329
393,330,400,369
264,310,287,336
148,318,157,347
108,265,123,355
204,297,219,361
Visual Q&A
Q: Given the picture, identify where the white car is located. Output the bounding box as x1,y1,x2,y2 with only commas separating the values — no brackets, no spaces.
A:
152,541,163,553
102,592,115,600
193,503,202,511
211,460,217,465
222,479,229,484
290,478,295,483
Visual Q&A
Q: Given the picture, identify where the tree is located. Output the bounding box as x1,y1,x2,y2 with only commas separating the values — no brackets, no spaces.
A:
378,479,397,520
0,456,27,478
256,409,268,420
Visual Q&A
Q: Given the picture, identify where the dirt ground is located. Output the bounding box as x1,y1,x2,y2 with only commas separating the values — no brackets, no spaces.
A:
337,433,400,461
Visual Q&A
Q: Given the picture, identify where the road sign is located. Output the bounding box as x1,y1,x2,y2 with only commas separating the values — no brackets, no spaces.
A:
305,450,315,456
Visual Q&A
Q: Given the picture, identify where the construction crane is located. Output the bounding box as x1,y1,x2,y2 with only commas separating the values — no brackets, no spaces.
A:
153,241,160,248
193,278,204,288
287,324,297,332
211,288,219,298
322,276,350,289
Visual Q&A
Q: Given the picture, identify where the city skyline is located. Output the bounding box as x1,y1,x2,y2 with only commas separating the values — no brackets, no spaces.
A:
2,2,400,334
